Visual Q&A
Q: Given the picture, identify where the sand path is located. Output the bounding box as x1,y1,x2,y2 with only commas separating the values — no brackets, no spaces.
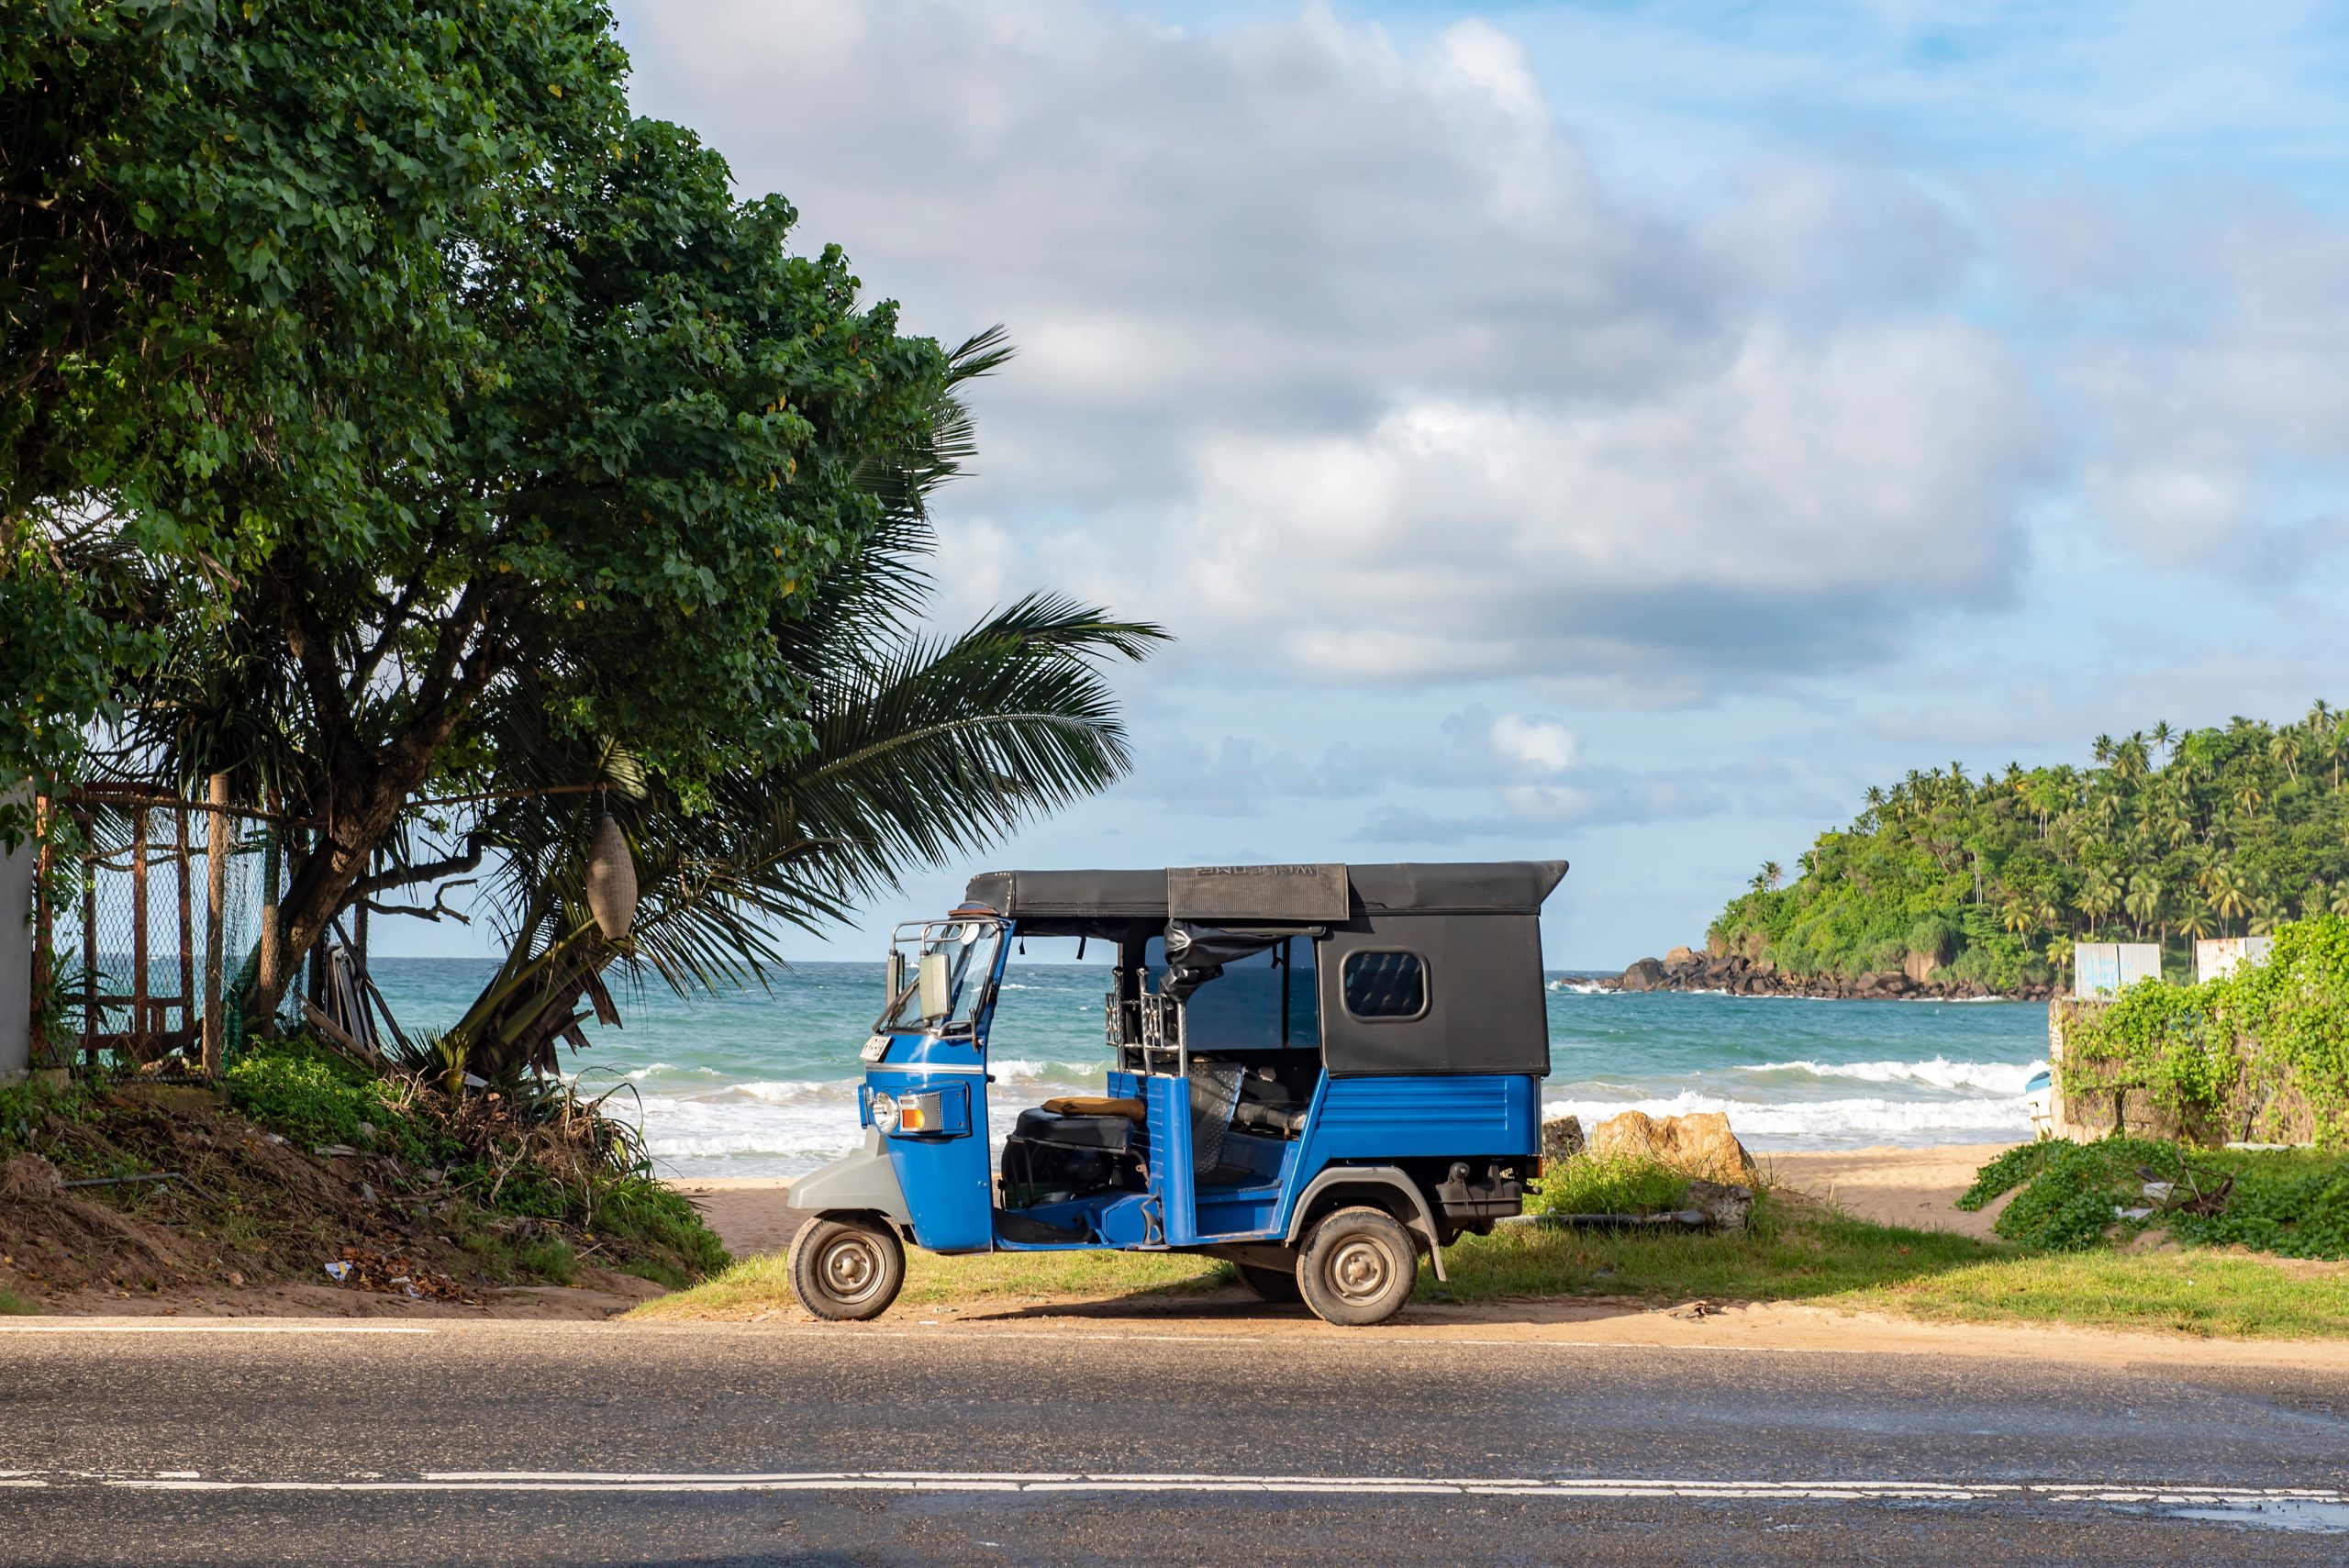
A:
1762,1143,2021,1240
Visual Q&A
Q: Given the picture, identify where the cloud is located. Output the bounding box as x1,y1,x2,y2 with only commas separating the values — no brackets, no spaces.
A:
619,0,2056,694
1157,320,2045,687
1489,713,1581,773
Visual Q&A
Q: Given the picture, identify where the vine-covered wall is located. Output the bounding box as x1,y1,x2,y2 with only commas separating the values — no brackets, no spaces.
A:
2054,916,2349,1148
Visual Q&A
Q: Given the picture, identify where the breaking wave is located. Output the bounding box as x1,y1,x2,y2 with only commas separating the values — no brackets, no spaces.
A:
1541,1090,2032,1145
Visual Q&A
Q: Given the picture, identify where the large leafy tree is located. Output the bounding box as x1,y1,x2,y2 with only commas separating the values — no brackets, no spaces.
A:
100,111,954,1022
34,4,963,1025
4,0,628,793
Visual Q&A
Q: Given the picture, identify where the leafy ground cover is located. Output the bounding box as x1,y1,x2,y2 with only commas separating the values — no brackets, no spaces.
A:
1960,1137,2349,1257
0,1037,727,1306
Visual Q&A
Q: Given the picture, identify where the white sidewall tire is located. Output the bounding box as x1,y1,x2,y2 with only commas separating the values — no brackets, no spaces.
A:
1297,1206,1417,1327
788,1216,907,1321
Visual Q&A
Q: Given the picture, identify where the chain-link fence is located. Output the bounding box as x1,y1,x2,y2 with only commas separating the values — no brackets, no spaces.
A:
34,786,280,1073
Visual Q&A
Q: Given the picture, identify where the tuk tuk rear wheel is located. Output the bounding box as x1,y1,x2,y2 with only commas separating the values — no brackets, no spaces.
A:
788,1216,906,1321
1297,1206,1417,1327
1233,1262,1303,1304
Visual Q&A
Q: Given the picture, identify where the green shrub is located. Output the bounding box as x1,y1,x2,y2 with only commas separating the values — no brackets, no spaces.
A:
1529,1154,1692,1217
1964,1138,2349,1258
516,1237,578,1285
221,1036,453,1165
593,1178,729,1277
1956,1140,2061,1210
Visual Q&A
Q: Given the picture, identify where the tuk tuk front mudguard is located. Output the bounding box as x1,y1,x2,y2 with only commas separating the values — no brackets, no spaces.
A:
790,1129,913,1234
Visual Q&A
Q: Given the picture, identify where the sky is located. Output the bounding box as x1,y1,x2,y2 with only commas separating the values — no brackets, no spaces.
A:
392,0,2349,968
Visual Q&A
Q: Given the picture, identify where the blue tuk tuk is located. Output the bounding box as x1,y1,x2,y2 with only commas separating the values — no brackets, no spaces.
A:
786,861,1564,1326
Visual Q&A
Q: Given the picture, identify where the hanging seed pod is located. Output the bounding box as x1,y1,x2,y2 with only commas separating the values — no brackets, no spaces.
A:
584,811,638,940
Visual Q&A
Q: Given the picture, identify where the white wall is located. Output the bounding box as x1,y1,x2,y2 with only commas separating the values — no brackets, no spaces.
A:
0,786,34,1078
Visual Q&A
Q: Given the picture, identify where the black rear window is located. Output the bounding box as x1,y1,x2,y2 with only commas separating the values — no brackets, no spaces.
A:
1341,951,1425,1018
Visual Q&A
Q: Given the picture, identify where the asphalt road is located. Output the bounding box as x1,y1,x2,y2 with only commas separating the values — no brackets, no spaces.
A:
1,1318,2345,1565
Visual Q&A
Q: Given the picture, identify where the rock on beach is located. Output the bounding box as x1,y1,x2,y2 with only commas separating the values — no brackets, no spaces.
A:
1586,1109,1758,1185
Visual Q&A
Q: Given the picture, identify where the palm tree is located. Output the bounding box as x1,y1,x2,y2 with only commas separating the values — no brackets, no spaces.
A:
2123,873,2163,940
440,594,1164,1077
2151,720,2175,765
1761,861,1786,892
2205,862,2251,934
2176,901,2216,945
2270,729,2302,782
2092,734,2115,768
427,328,1171,1077
2078,869,2121,932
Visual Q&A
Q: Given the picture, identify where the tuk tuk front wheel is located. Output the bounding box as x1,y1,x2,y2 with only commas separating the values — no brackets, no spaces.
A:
1297,1207,1417,1327
788,1216,906,1321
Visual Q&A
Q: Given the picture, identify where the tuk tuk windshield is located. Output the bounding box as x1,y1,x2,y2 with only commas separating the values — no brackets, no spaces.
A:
878,919,1003,1036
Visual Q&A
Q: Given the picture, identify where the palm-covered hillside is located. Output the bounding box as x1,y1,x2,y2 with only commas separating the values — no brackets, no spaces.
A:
1711,706,2349,992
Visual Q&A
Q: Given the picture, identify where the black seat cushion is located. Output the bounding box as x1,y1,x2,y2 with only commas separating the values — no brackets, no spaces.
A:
1013,1107,1133,1151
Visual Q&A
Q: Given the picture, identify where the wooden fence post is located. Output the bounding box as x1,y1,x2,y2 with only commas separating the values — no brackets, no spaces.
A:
203,776,228,1073
130,806,150,1049
175,805,194,1051
256,828,281,1029
77,807,95,1066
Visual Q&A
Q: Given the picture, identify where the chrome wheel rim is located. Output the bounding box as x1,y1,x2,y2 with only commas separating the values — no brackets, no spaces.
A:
1329,1237,1394,1304
818,1234,885,1306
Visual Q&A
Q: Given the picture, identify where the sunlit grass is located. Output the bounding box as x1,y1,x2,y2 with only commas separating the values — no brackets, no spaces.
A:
629,1194,2349,1340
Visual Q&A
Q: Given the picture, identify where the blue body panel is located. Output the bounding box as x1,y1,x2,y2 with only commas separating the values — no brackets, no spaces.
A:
1293,1074,1539,1166
863,941,1009,1254
854,919,1542,1258
869,1048,993,1252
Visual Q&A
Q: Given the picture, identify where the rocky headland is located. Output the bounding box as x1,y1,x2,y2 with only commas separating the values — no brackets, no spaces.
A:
1603,942,2060,1002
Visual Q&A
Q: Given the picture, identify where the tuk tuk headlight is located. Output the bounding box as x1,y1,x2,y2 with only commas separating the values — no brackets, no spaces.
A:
870,1091,899,1133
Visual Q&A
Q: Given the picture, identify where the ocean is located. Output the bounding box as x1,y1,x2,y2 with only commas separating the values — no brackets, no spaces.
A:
366,958,2049,1180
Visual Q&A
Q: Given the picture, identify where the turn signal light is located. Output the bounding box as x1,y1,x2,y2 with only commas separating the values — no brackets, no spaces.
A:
896,1091,944,1132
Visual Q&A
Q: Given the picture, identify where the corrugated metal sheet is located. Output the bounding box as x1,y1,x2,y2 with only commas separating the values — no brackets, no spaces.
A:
2194,936,2273,984
2075,941,2161,999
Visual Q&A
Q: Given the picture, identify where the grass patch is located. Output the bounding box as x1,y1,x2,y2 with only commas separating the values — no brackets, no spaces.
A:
631,1245,1229,1320
0,1285,42,1316
594,1180,729,1278
1431,1195,1991,1304
1526,1152,1691,1217
221,1037,451,1165
1854,1250,2349,1339
1428,1199,2349,1339
633,1191,2349,1340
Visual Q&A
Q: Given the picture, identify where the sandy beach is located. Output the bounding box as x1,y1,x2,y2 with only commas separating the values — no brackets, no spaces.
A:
667,1141,2027,1258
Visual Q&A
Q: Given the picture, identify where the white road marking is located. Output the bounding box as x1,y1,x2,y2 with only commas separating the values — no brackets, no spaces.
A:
80,1468,2349,1516
0,1323,434,1335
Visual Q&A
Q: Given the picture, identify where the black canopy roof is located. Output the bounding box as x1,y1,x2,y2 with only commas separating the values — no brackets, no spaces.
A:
963,861,1567,935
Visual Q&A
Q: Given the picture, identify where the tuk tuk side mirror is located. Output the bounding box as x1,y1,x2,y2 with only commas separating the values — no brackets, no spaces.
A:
918,951,951,1021
885,951,907,1009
